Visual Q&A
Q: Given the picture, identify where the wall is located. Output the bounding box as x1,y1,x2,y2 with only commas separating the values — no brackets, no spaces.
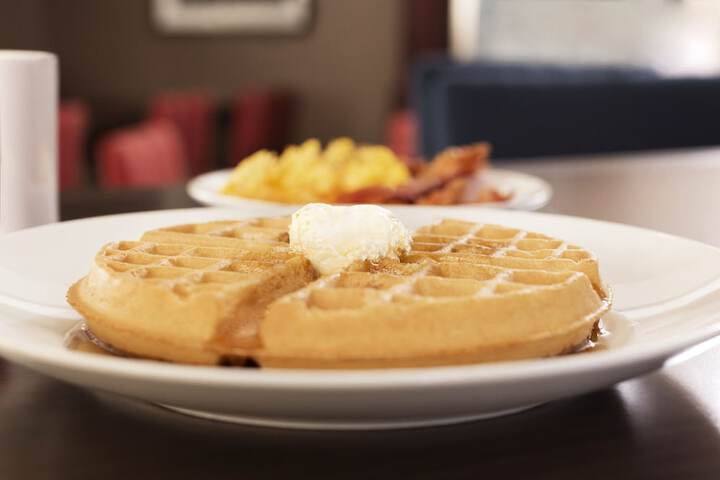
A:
3,0,404,144
450,0,720,77
0,0,49,50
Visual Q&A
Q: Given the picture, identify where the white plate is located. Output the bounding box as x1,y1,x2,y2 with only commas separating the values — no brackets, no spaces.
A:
1,207,720,430
186,168,553,211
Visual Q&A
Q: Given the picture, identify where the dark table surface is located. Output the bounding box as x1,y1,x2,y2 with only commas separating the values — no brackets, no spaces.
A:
3,149,720,479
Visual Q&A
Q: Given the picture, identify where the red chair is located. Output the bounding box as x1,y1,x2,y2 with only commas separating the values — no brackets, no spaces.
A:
386,109,418,159
228,90,293,166
58,100,90,190
148,90,215,175
96,119,187,188
386,109,424,172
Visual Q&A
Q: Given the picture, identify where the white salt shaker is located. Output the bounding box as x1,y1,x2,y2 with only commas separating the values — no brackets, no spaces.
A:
0,50,58,234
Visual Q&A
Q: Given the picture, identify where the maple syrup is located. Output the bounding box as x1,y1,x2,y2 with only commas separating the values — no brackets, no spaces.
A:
64,322,128,357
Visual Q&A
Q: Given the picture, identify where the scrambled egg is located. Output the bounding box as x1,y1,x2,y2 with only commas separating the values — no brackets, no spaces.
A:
221,138,410,203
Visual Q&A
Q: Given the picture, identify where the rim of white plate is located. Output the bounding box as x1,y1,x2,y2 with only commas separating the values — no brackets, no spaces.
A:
0,307,718,390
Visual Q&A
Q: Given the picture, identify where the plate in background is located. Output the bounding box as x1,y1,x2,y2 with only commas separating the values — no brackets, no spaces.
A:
186,168,553,211
0,206,719,430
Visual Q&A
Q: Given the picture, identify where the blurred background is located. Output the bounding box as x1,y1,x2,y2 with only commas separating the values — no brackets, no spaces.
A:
2,0,720,191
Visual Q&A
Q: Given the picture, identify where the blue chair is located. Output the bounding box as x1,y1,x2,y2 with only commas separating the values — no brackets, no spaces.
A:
415,58,720,159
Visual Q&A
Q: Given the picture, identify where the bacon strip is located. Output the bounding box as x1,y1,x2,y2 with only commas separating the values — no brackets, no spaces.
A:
337,142,505,205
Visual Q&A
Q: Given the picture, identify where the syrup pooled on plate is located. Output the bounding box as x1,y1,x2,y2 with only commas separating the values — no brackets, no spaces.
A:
64,322,128,358
573,311,634,354
572,321,608,354
64,322,259,367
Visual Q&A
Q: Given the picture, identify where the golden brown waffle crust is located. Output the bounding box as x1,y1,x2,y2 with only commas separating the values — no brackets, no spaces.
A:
67,279,220,364
67,217,612,368
257,274,610,366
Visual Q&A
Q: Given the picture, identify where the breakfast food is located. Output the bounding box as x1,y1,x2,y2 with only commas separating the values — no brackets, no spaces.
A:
337,142,507,205
67,217,314,364
67,208,610,368
289,203,412,275
221,138,510,205
222,138,411,204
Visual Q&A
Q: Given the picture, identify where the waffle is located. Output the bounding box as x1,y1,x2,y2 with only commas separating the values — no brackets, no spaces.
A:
68,218,611,367
67,218,316,364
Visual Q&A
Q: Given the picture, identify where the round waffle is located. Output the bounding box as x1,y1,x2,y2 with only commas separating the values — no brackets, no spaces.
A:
68,218,611,367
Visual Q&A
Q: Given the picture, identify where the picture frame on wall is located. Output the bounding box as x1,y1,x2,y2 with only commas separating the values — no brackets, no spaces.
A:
152,0,314,35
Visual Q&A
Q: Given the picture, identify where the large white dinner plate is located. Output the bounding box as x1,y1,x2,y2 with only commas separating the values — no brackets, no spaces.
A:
1,206,720,430
187,168,553,211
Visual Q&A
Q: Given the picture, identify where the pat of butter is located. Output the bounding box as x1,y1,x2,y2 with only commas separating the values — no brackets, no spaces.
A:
289,203,412,275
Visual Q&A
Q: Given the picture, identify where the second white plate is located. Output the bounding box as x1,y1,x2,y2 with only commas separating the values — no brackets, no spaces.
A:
186,168,553,211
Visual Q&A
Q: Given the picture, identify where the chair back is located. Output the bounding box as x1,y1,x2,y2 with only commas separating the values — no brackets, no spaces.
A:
148,90,214,174
228,90,293,165
97,119,187,188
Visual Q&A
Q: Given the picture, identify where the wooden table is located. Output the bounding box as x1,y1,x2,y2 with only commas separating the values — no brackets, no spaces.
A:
3,148,720,479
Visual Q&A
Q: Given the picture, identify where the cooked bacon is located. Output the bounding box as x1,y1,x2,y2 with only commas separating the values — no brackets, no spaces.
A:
424,142,491,180
336,185,400,204
338,142,506,205
338,177,445,204
398,154,427,176
392,176,445,203
416,178,469,205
